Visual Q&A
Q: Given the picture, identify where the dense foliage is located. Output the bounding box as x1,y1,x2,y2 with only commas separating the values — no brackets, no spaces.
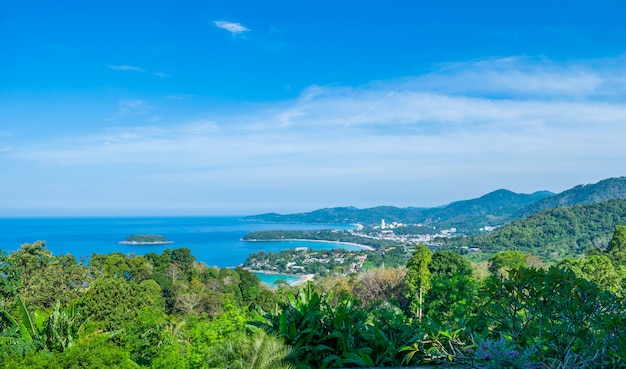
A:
444,198,626,259
244,245,409,277
2,225,626,368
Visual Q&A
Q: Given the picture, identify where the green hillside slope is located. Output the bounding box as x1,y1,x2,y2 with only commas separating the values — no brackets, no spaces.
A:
518,176,626,217
443,198,626,260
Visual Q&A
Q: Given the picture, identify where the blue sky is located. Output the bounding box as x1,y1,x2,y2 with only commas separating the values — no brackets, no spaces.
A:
2,0,626,216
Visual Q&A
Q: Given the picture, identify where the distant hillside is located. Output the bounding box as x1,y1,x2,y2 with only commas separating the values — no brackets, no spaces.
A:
243,189,554,231
423,189,553,228
243,206,429,225
518,177,626,217
444,198,626,260
245,177,626,233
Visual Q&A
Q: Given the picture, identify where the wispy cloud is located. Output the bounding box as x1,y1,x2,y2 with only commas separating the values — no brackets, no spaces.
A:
9,56,626,211
166,94,192,101
214,20,249,35
120,100,144,109
411,58,612,99
252,56,626,132
108,99,148,119
109,65,145,72
109,65,169,78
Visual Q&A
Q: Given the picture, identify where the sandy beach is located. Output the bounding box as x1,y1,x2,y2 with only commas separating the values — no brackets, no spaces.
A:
291,274,315,286
245,238,376,251
247,268,316,286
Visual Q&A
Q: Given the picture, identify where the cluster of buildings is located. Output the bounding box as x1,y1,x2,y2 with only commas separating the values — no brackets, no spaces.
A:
354,219,460,245
246,248,369,275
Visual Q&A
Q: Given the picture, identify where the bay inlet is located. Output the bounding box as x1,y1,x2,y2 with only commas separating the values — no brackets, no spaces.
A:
0,217,358,277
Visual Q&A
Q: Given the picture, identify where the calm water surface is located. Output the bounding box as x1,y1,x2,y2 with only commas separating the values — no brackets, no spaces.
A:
0,217,357,268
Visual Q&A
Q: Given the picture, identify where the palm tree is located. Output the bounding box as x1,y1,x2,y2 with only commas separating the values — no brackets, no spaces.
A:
208,328,294,369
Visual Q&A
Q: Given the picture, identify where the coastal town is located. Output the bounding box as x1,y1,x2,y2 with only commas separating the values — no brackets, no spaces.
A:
244,219,480,278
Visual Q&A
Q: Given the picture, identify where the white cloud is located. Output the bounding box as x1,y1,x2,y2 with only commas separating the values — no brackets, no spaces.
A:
109,65,145,72
416,56,626,99
214,20,249,35
7,56,626,212
109,65,170,78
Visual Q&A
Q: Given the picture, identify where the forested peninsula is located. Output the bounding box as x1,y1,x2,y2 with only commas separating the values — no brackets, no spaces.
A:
243,229,397,249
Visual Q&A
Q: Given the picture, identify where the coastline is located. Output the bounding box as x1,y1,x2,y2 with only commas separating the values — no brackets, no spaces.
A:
247,269,316,286
1,217,367,268
244,238,375,251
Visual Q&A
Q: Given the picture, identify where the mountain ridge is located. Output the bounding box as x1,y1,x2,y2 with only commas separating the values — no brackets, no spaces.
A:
243,189,555,230
443,197,626,259
244,176,626,233
517,176,626,217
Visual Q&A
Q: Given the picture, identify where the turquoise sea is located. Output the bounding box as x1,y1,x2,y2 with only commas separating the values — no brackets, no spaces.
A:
0,217,358,269
254,272,302,286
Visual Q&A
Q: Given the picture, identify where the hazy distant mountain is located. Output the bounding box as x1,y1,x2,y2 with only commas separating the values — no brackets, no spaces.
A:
243,189,554,230
245,177,626,259
245,177,626,233
518,177,626,217
243,205,428,225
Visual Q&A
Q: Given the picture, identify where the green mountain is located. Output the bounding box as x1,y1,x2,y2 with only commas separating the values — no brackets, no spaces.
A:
245,177,626,234
243,189,554,230
444,198,626,260
518,176,626,217
243,205,429,225
424,189,553,228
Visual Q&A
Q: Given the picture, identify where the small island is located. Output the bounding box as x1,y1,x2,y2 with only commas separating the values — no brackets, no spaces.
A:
119,234,174,245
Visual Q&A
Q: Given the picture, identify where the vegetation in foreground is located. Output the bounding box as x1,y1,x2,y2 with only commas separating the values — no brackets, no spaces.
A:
1,225,626,368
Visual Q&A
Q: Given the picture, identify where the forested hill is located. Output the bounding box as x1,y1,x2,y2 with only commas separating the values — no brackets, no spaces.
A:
517,176,626,217
243,205,428,225
443,197,626,260
244,177,626,234
425,189,553,227
243,189,554,228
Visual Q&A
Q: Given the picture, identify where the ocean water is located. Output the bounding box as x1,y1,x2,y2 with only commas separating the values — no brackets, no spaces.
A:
254,272,302,287
0,217,358,268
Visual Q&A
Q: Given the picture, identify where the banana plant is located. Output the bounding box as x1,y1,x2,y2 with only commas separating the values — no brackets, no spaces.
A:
44,301,90,352
0,296,89,354
0,296,45,354
253,282,406,368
